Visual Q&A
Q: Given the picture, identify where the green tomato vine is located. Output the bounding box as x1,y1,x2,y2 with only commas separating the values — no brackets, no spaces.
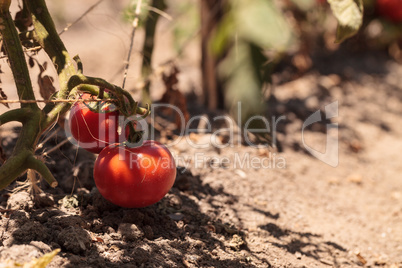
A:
0,0,147,190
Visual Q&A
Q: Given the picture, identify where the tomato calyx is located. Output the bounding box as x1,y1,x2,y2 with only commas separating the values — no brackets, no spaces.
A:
125,103,151,145
82,101,116,114
123,116,147,147
78,93,117,114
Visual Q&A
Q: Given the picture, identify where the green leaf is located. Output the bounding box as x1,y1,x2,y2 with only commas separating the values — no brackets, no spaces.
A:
172,1,200,52
220,42,264,118
219,41,272,144
327,0,364,43
210,13,235,56
1,249,60,268
26,249,61,268
233,0,295,51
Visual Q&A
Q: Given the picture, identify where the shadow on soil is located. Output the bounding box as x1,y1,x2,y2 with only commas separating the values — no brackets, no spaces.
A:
0,128,267,267
260,222,347,264
1,125,349,267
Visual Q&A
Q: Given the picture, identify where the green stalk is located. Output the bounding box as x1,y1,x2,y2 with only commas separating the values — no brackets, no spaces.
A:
67,74,149,116
24,0,78,129
0,8,38,110
0,150,31,190
0,108,32,125
141,0,166,106
24,0,76,85
0,5,43,151
0,1,54,190
26,155,57,188
0,0,148,190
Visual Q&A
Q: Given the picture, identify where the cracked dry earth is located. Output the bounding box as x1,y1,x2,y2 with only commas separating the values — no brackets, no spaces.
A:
0,50,402,267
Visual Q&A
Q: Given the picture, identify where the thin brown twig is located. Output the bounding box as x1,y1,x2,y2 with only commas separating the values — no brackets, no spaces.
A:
145,5,172,21
122,0,143,89
36,128,60,151
41,137,71,157
58,0,105,35
119,1,219,92
0,46,42,59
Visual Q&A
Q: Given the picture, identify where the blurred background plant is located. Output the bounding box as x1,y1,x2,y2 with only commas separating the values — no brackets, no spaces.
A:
124,0,400,145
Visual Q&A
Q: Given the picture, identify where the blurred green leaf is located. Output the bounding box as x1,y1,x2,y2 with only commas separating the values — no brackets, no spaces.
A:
234,0,295,50
220,41,271,144
171,0,199,52
328,0,364,43
211,0,295,57
27,249,61,268
1,249,60,268
210,13,235,56
219,41,272,143
211,0,293,144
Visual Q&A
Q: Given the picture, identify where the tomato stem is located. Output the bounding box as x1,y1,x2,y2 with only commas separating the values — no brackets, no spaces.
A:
73,55,84,74
67,74,149,117
98,87,105,100
0,7,38,110
0,2,55,190
0,0,149,191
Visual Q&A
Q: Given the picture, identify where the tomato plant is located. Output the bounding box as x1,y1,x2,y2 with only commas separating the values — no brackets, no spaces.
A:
0,0,149,190
376,0,402,23
93,140,177,208
68,94,129,154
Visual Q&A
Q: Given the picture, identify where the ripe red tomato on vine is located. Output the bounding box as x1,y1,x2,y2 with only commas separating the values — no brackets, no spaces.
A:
68,94,129,154
93,140,177,208
376,0,402,23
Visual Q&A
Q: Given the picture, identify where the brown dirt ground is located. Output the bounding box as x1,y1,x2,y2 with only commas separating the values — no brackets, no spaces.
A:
0,1,402,267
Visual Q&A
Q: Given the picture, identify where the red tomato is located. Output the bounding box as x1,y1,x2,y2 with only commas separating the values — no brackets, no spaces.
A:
93,141,177,208
377,0,402,23
68,94,128,154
